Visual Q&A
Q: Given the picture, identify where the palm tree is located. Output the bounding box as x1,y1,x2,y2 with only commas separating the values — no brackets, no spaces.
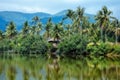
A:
82,16,90,30
5,21,17,38
32,16,39,24
65,24,72,37
76,6,85,33
88,23,100,42
30,26,36,35
22,21,29,36
95,6,113,42
66,9,75,21
112,19,120,44
36,22,42,35
52,24,63,41
31,16,42,35
0,30,3,40
115,28,120,44
45,18,53,39
65,9,75,32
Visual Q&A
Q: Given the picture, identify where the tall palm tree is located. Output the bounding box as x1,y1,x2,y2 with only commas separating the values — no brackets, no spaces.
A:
115,28,120,44
5,21,17,38
82,16,90,30
112,19,120,44
65,9,75,33
95,6,113,42
31,16,42,35
45,18,53,39
36,22,42,35
32,16,39,24
22,21,29,36
66,9,75,21
30,26,36,35
76,7,85,33
52,24,63,41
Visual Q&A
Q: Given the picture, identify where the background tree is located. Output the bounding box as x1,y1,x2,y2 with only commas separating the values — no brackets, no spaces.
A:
52,23,63,41
65,9,75,21
65,24,72,37
31,16,41,35
36,22,42,35
44,18,53,39
0,30,3,40
65,9,75,34
112,19,120,43
76,7,85,34
22,21,30,36
95,6,113,42
5,21,17,38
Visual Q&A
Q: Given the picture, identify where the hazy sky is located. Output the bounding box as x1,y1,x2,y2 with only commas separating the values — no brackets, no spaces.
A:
0,0,120,18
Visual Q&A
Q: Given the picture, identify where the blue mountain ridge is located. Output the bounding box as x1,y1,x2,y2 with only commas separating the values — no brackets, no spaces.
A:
0,10,95,31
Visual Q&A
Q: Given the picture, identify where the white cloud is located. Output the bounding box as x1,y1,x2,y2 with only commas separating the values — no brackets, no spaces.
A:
0,0,120,19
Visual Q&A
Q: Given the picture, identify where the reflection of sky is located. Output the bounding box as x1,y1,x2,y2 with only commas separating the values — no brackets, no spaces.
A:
0,0,120,18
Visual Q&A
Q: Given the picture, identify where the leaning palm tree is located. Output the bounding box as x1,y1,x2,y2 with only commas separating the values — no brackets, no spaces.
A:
95,6,113,42
5,21,17,38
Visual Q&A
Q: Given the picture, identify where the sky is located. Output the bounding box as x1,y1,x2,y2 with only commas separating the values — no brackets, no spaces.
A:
0,0,120,18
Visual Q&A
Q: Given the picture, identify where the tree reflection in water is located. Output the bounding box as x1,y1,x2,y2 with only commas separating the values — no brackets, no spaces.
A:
0,57,120,80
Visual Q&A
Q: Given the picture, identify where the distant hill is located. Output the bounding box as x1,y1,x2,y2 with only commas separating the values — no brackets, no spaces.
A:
0,16,7,31
54,10,68,16
0,11,51,31
0,10,95,31
53,10,95,23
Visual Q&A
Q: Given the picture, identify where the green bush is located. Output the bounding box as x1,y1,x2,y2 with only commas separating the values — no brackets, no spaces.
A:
87,42,113,56
113,44,120,54
13,35,48,55
58,34,88,58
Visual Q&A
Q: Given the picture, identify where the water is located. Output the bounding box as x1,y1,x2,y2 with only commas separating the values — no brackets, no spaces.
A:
0,56,120,80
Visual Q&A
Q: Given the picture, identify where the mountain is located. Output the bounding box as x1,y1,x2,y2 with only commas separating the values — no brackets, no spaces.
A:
84,13,95,23
0,10,95,31
54,10,68,16
53,10,95,23
0,11,52,31
0,16,7,31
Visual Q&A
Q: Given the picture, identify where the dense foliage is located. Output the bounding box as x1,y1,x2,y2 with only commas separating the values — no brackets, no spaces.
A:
58,34,88,58
0,6,120,58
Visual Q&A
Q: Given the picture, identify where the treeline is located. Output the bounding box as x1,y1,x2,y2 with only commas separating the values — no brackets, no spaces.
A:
0,6,120,58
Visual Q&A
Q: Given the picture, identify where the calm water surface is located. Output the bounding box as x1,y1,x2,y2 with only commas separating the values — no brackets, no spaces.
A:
0,56,120,80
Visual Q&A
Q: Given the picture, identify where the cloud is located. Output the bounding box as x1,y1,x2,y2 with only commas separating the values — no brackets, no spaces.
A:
0,0,120,18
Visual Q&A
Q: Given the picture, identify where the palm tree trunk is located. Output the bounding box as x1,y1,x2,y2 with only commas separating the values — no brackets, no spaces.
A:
100,27,103,42
105,31,108,42
80,25,82,35
115,28,118,44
